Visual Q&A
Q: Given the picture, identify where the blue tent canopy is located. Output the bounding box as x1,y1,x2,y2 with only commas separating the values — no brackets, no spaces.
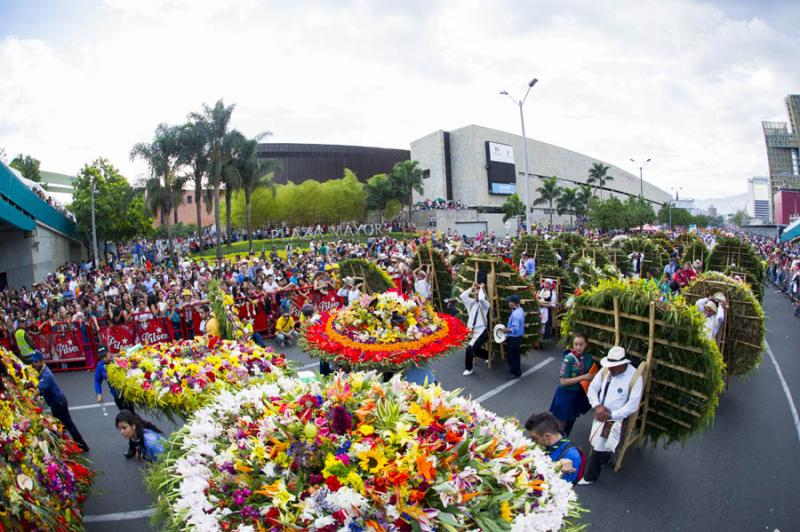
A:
780,220,800,243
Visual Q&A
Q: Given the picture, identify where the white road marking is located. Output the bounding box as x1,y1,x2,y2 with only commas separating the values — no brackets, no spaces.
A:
84,508,155,522
474,357,554,404
300,362,318,369
69,401,116,411
765,342,800,445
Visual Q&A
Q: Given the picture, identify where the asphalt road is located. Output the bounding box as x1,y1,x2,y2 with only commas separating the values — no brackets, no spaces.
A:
54,288,799,531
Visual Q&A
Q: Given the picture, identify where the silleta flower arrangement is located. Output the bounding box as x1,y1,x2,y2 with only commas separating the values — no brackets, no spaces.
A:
107,336,289,418
0,347,93,531
147,372,583,531
302,292,468,372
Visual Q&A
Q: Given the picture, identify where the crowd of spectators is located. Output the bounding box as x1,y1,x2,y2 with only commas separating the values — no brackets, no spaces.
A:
413,199,467,211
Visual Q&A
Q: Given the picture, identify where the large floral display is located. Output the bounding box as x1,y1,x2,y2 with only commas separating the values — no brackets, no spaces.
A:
302,292,468,371
0,347,93,531
147,372,582,531
107,336,290,418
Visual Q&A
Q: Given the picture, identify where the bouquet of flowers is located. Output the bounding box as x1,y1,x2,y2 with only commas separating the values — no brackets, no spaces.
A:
107,336,290,419
0,347,93,531
147,372,583,531
302,292,468,371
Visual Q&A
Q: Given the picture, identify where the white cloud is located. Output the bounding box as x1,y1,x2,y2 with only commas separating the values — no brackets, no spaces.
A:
0,0,798,198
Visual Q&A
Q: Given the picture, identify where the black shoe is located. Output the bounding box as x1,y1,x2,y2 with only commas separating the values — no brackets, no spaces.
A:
124,448,135,459
506,374,521,380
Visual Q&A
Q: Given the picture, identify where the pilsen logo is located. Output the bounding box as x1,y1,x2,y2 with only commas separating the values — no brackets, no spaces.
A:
140,323,170,345
317,296,341,314
53,337,80,359
105,331,133,352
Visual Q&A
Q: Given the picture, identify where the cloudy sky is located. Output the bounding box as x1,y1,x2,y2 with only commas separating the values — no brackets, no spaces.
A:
1,0,798,198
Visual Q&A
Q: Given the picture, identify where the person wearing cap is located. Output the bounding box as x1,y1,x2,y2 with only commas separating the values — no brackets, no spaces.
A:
536,279,557,339
30,352,90,452
502,294,525,379
14,319,36,364
696,292,727,340
580,346,644,484
461,282,490,376
337,277,362,306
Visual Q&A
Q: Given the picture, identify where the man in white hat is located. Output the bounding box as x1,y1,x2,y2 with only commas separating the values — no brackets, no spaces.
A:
579,346,644,484
695,292,726,340
460,282,490,376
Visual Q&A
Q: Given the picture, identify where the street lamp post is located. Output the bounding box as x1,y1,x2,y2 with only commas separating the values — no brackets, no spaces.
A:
668,186,683,230
629,157,652,198
501,78,538,233
90,177,99,269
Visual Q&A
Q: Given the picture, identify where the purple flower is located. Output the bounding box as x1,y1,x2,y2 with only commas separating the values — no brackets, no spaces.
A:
241,505,259,519
329,405,353,435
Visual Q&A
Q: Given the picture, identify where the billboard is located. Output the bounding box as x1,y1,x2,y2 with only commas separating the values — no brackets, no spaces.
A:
486,141,516,195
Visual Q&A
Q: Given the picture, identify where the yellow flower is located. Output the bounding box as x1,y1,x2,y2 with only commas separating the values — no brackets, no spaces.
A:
359,424,375,436
345,470,365,494
408,403,434,428
500,501,513,522
358,446,388,474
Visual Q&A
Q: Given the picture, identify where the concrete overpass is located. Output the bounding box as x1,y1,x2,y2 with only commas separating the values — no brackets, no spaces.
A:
0,161,85,289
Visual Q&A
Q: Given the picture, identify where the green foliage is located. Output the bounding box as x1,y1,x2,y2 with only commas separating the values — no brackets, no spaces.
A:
658,203,714,228
511,235,560,268
567,245,611,270
648,235,675,256
454,256,541,352
153,222,197,239
730,210,749,227
587,162,612,199
556,187,578,227
681,240,708,267
683,272,765,376
410,244,453,312
623,196,656,228
705,236,764,300
550,233,587,262
587,196,626,232
501,193,525,224
10,154,41,182
561,278,725,445
338,259,394,293
533,176,561,227
610,236,670,277
71,157,152,245
364,172,395,219
389,160,424,205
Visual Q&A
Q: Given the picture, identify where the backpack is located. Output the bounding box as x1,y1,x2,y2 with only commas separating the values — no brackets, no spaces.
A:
553,440,586,484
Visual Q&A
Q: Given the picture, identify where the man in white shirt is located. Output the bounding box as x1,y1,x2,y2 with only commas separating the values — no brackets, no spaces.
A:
696,294,726,340
337,278,362,306
461,283,490,376
580,346,644,484
413,266,432,301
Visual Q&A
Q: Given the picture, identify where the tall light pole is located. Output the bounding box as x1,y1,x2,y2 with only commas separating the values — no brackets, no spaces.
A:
630,157,652,198
668,186,683,230
90,176,99,269
501,77,538,233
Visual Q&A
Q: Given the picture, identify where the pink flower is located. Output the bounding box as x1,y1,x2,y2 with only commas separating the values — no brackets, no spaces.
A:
170,383,183,394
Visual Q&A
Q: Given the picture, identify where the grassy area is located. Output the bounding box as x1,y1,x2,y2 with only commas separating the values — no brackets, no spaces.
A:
189,232,414,259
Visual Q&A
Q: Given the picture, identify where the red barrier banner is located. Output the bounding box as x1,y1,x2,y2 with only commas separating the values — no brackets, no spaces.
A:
137,317,173,346
99,324,137,354
316,291,343,314
43,331,87,364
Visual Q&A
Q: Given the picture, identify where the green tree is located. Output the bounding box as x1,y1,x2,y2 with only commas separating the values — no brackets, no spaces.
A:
501,193,526,232
587,196,626,232
389,160,424,221
130,123,184,255
71,158,152,257
730,209,749,227
587,162,612,199
574,184,593,220
178,121,210,232
533,175,561,228
190,99,236,261
623,196,656,230
10,154,42,182
365,173,395,222
657,202,692,228
556,187,578,227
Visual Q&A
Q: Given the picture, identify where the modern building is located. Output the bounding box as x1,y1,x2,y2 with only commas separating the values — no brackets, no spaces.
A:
773,189,800,225
0,162,84,289
256,143,410,185
151,189,215,229
747,177,772,223
409,124,670,235
762,95,800,205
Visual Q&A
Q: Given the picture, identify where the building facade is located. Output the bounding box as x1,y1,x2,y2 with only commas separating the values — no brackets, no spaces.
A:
151,190,215,229
410,125,670,235
256,143,410,185
762,95,800,206
747,177,771,224
773,189,800,225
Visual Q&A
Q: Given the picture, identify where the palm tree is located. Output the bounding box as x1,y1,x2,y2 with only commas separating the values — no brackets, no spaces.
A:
220,130,248,247
365,173,394,223
556,187,578,228
501,193,526,233
130,123,184,255
575,184,593,221
587,162,612,199
389,160,424,222
533,175,561,228
178,121,210,233
189,100,236,262
228,137,281,253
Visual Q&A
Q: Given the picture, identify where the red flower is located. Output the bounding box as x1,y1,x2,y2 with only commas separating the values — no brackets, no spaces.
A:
325,475,342,491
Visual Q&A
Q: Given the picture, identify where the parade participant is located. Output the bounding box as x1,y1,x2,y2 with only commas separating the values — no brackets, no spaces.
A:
526,412,584,484
580,346,644,485
274,310,297,346
521,252,536,277
696,293,726,340
31,352,90,452
460,282,490,376
413,265,432,300
628,251,645,278
337,277,362,306
502,294,525,379
14,318,36,364
536,278,557,339
114,410,166,462
663,255,679,279
549,332,594,436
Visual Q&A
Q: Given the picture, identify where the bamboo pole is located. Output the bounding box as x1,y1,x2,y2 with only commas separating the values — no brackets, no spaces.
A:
613,297,621,346
637,302,656,447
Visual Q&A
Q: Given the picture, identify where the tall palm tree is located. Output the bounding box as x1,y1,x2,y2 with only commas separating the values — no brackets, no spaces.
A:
227,137,281,253
220,130,248,247
501,193,526,233
178,121,210,232
130,123,184,255
189,100,236,261
365,173,394,223
587,162,612,199
171,174,189,225
575,184,593,221
389,160,424,222
556,187,578,228
533,175,561,228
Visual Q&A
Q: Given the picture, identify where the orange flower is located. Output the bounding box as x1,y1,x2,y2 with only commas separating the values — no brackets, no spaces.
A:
416,455,435,481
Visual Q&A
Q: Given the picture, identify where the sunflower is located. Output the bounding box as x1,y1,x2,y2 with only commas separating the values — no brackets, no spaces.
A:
358,446,388,474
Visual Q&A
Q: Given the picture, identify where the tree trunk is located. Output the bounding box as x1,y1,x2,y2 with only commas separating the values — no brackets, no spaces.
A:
214,153,222,262
225,187,233,247
165,190,174,258
173,196,179,225
549,200,554,228
245,189,253,254
195,175,202,234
